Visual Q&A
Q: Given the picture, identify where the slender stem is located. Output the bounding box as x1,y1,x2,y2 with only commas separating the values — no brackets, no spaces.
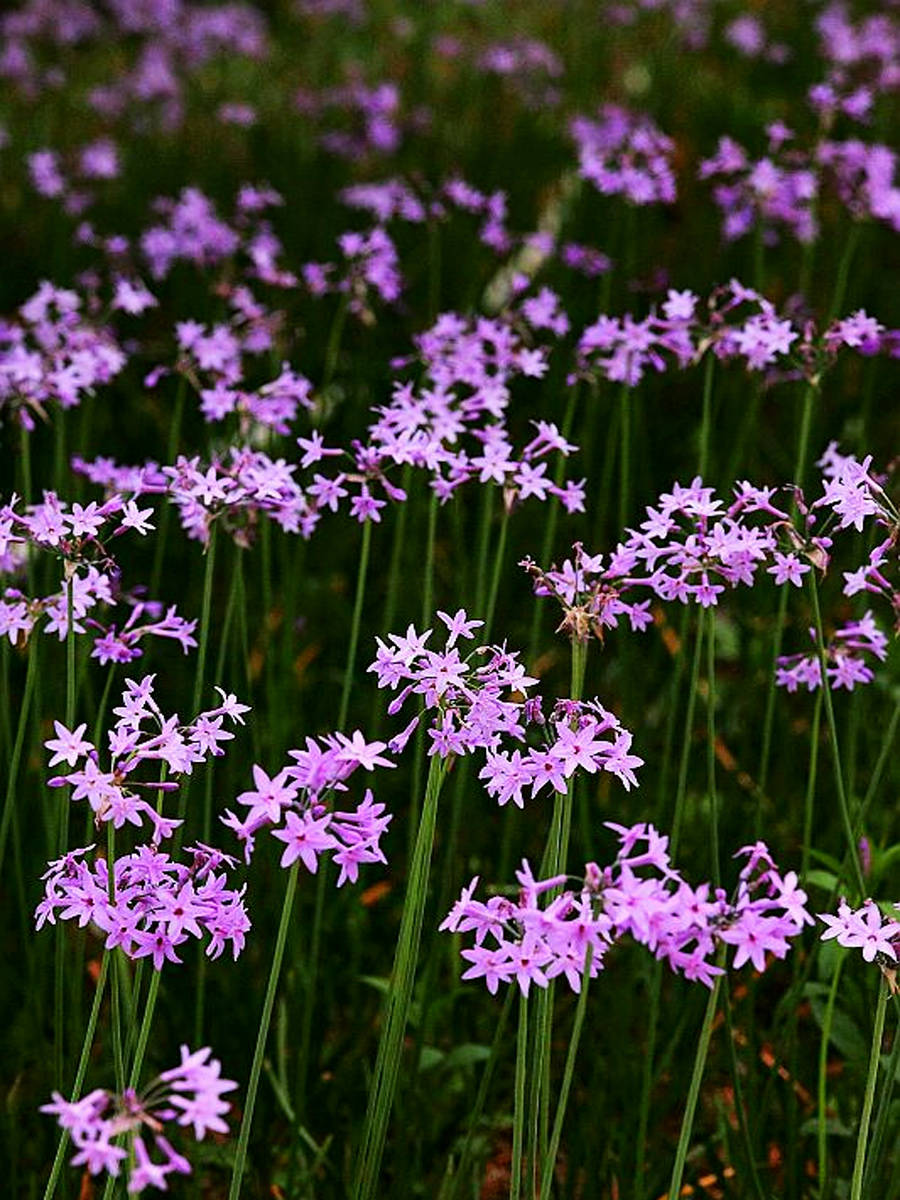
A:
483,509,508,643
850,982,889,1200
527,384,580,659
705,609,720,887
322,294,349,388
473,486,495,618
618,383,630,531
792,381,817,493
756,381,820,821
670,616,704,861
422,490,438,629
352,754,448,1200
667,973,723,1200
827,222,861,323
338,519,372,730
294,857,328,1122
802,690,823,880
54,577,76,1091
296,523,372,1118
128,969,161,1090
531,640,588,1184
228,861,300,1199
807,572,866,896
42,954,111,1200
443,987,514,1200
511,992,529,1200
720,975,767,1200
698,353,715,480
817,954,844,1195
107,823,125,1096
0,640,39,875
862,992,900,1193
539,946,594,1200
191,521,218,715
407,493,440,860
150,377,186,598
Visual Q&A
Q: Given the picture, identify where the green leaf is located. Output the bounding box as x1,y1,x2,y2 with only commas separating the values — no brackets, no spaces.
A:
805,869,839,892
418,1046,445,1073
443,1043,492,1070
805,983,868,1061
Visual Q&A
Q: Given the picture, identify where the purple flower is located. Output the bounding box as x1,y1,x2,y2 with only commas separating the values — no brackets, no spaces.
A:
444,828,809,995
42,1046,235,1193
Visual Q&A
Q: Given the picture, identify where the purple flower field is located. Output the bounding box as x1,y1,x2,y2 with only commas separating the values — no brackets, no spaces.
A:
3,1,900,1197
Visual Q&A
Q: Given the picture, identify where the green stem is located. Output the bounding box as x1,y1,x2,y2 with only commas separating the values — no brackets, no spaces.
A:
228,861,300,1199
720,975,767,1200
511,992,529,1200
705,609,720,888
850,982,889,1200
443,987,514,1200
128,969,161,1090
322,294,350,388
42,954,111,1200
817,954,844,1195
667,973,723,1200
618,383,630,531
531,640,587,1182
698,353,715,480
338,518,372,729
107,823,125,1096
473,485,495,618
807,572,866,896
0,640,39,875
539,945,594,1200
802,690,823,881
54,577,76,1091
862,992,900,1193
483,508,508,642
352,754,448,1200
191,521,218,715
150,377,186,598
670,616,704,861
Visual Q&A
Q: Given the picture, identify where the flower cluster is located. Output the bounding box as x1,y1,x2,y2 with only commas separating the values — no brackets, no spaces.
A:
36,840,250,967
699,128,818,245
526,476,829,628
776,611,888,692
221,733,394,883
42,1045,236,1192
0,281,126,426
369,610,643,797
819,899,900,965
43,676,250,838
302,226,402,318
370,311,583,509
443,827,811,995
575,280,888,389
571,105,677,207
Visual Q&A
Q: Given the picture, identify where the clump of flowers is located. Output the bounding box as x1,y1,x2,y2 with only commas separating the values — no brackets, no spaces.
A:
36,840,250,967
776,611,888,692
221,731,394,884
0,281,126,427
570,105,677,207
699,127,818,245
524,475,834,638
819,899,900,971
442,827,812,994
368,610,643,800
34,677,253,964
42,1045,236,1192
42,676,250,838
